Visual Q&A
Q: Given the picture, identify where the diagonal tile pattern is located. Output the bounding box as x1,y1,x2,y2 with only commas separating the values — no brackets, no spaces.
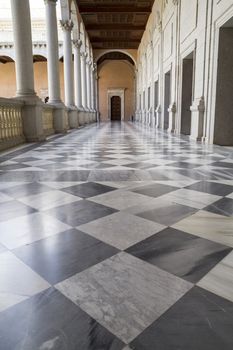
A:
0,122,233,349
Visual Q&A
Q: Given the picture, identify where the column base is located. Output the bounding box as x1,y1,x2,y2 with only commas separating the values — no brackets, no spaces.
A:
49,103,67,133
68,107,79,129
21,97,46,142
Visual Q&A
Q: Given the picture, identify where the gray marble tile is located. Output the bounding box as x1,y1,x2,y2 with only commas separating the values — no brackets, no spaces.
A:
18,190,82,211
78,212,165,250
89,189,152,210
198,251,233,302
56,252,192,343
0,252,50,312
173,210,233,248
160,188,222,209
0,212,70,249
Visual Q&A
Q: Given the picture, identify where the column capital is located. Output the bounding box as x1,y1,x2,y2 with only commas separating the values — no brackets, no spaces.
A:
44,0,57,5
87,58,92,66
81,51,88,59
73,39,82,49
60,19,73,32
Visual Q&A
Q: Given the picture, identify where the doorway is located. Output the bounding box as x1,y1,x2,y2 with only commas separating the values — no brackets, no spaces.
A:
214,26,233,145
111,96,121,121
181,53,194,135
164,71,171,129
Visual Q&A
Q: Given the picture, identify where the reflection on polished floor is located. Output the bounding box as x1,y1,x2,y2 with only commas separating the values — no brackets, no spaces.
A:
0,122,233,349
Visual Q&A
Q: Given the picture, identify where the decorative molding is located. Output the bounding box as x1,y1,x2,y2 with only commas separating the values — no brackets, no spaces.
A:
60,20,74,32
72,39,82,49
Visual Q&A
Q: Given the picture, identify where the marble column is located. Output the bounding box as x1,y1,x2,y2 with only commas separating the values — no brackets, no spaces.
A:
60,20,78,128
73,40,83,109
10,0,45,141
80,52,87,110
60,20,74,107
44,0,66,132
86,57,91,111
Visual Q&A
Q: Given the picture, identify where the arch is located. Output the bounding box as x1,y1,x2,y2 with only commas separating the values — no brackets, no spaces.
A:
59,0,70,21
0,55,14,64
95,49,137,67
70,0,79,40
97,51,135,67
80,22,86,52
33,55,47,63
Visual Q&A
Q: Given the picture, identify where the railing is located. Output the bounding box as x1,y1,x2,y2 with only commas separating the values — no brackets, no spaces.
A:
42,106,54,136
0,97,24,151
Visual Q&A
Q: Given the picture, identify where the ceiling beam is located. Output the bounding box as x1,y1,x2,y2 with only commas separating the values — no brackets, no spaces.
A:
91,37,141,43
79,6,151,13
86,24,146,30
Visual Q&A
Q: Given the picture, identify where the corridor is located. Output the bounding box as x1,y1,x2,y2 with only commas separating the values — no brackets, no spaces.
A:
0,122,233,349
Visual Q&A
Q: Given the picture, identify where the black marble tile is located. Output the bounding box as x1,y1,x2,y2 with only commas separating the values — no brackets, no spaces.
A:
14,229,119,284
124,162,156,169
211,161,233,168
132,183,178,198
185,181,233,196
131,286,233,350
0,163,31,171
13,157,41,163
0,288,124,350
0,200,36,222
169,161,202,169
62,182,116,198
45,200,117,227
204,197,233,217
137,203,197,226
126,227,231,283
1,182,52,198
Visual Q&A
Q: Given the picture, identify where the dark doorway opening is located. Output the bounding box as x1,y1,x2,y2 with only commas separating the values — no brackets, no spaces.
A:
181,52,194,135
214,26,233,145
111,96,121,121
164,71,171,129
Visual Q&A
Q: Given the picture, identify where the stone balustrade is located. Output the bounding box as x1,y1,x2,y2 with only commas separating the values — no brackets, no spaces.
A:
0,97,24,151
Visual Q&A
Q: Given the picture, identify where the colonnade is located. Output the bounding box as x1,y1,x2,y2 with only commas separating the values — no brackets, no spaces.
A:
9,0,97,142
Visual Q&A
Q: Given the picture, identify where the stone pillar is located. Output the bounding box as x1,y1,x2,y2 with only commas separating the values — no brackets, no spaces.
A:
95,73,100,122
86,57,91,111
10,0,45,142
60,19,74,107
80,52,87,110
44,0,66,133
60,19,78,129
73,40,83,109
73,39,84,126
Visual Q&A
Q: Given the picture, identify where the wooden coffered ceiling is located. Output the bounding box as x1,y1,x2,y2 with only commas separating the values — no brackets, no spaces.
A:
76,0,154,49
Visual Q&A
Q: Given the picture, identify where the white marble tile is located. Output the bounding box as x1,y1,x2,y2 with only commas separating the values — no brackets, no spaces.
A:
0,212,70,249
0,192,12,203
40,181,85,189
18,190,81,210
159,189,222,209
198,251,233,303
89,189,151,210
173,210,233,247
153,180,199,188
0,252,50,312
78,211,165,250
227,192,233,199
56,252,192,343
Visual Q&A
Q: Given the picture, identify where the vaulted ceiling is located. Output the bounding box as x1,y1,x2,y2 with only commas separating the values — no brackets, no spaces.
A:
76,0,154,49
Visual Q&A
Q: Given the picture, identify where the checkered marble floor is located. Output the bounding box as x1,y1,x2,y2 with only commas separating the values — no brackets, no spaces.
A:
0,122,233,349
